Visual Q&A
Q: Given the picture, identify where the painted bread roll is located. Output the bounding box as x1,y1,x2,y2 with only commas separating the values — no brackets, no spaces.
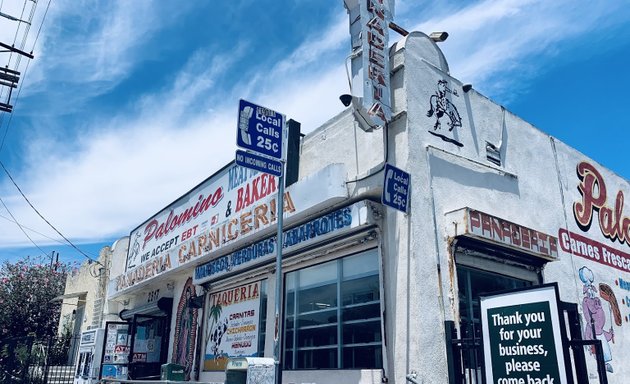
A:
599,283,622,326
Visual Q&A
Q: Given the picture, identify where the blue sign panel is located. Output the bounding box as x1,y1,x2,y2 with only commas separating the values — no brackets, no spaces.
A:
194,204,362,285
235,149,282,177
237,99,285,160
382,163,410,213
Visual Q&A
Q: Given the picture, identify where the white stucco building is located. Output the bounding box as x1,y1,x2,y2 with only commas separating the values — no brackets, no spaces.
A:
94,21,627,384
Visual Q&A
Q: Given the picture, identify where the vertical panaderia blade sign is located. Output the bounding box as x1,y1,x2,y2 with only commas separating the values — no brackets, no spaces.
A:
344,0,393,128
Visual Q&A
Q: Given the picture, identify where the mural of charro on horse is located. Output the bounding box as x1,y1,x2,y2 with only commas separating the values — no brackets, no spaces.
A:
426,79,463,147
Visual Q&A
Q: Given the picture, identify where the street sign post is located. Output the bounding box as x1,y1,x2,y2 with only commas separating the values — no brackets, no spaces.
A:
235,150,283,177
237,99,285,160
235,99,286,384
382,163,410,213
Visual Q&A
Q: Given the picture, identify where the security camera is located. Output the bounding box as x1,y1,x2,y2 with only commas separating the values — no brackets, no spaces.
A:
339,94,353,107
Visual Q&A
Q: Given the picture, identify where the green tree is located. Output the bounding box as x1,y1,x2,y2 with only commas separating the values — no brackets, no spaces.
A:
0,256,71,340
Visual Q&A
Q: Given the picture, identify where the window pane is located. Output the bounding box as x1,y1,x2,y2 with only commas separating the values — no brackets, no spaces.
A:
283,350,293,369
285,316,295,331
299,260,337,288
343,302,380,322
285,330,294,349
297,348,337,369
342,275,379,307
286,290,295,316
297,282,337,314
297,325,337,347
343,345,383,369
298,309,337,327
343,320,381,344
257,281,267,357
343,249,378,279
458,265,533,339
286,272,296,291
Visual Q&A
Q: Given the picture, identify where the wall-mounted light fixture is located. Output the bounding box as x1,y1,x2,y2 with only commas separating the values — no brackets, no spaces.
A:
188,295,204,309
429,31,449,42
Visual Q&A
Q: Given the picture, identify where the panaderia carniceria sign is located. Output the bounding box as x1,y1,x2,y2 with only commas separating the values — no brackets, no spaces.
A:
108,163,348,298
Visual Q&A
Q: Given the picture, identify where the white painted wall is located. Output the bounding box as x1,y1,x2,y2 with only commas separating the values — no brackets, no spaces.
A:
385,31,630,383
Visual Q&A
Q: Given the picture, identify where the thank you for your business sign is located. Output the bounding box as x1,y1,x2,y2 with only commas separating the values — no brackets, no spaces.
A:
481,284,569,384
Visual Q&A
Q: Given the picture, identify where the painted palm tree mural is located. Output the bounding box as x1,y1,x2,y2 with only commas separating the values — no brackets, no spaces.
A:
209,301,222,327
206,301,228,359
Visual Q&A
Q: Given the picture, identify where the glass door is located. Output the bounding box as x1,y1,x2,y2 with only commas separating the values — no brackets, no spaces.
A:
128,314,170,380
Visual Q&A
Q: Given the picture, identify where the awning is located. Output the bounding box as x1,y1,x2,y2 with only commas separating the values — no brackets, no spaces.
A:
50,291,88,302
119,297,173,321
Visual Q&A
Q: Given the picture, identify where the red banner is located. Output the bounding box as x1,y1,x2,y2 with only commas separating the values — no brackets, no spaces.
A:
558,228,630,273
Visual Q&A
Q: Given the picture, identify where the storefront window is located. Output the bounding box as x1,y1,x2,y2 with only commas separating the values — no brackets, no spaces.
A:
457,266,532,339
258,281,267,357
283,249,382,370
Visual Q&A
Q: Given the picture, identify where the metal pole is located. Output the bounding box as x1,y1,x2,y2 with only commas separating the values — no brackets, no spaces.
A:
273,162,285,384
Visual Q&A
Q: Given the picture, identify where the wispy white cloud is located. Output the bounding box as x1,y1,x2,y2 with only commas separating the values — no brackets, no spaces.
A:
272,12,348,75
2,49,244,246
238,10,350,131
413,0,630,99
0,4,352,249
1,0,629,253
24,0,189,106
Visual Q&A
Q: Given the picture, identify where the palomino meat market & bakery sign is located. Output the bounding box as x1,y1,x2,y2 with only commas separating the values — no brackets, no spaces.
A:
108,164,348,297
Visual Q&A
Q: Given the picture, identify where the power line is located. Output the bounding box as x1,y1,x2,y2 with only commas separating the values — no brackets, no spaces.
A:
0,160,102,265
31,0,52,55
5,0,34,69
0,194,49,258
0,212,101,259
0,211,69,245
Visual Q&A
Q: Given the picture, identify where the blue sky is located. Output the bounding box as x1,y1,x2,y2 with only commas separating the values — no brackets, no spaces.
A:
0,0,629,265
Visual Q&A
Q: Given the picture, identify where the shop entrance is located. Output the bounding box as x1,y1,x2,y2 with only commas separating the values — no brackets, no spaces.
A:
447,239,543,383
100,298,172,381
127,314,170,380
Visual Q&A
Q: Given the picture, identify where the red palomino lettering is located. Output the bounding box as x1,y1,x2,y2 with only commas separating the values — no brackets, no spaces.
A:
573,161,630,246
574,162,607,229
142,187,224,248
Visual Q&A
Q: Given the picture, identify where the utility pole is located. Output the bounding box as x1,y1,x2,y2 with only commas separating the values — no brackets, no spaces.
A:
50,250,58,271
0,8,36,113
